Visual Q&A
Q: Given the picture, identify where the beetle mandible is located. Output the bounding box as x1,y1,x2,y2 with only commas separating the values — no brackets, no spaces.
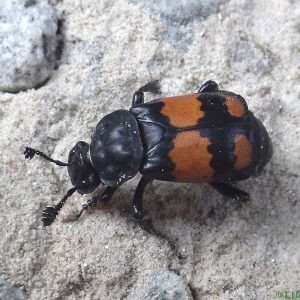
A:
24,80,272,228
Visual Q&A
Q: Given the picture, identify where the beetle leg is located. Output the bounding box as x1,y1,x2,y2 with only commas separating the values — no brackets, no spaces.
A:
132,176,151,228
99,186,118,204
132,177,183,259
132,80,161,106
210,182,250,202
132,91,144,106
76,186,117,219
198,80,219,93
42,187,77,226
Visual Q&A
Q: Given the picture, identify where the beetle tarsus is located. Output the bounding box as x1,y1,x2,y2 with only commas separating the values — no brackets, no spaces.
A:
42,187,77,226
134,216,183,259
210,182,250,202
42,206,57,226
134,217,152,233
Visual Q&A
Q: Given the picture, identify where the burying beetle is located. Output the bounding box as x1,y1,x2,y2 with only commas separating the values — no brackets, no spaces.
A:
24,80,272,235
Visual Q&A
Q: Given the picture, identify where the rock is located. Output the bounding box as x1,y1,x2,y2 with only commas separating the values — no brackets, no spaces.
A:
0,1,61,92
128,269,193,300
129,0,227,21
0,279,27,300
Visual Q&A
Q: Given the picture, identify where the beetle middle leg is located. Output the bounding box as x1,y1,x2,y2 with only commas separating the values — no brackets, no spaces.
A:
132,176,152,229
76,186,117,219
210,182,250,202
133,176,183,259
132,80,161,106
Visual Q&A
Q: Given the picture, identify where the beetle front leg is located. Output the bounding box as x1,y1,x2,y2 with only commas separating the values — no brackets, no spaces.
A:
76,186,117,219
210,182,250,202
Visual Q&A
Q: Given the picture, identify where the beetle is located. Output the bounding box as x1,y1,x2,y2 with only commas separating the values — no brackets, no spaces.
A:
24,80,272,229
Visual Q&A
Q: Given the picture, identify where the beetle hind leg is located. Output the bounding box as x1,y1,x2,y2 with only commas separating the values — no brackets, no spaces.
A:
132,80,161,106
198,80,219,93
210,182,250,202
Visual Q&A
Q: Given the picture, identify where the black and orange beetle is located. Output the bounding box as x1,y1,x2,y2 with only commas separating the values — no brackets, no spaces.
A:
24,80,272,228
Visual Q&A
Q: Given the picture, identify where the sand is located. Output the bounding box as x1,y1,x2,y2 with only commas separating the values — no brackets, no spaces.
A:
0,0,299,299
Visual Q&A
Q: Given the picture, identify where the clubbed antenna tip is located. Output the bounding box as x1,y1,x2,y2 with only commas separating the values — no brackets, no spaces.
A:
24,147,70,166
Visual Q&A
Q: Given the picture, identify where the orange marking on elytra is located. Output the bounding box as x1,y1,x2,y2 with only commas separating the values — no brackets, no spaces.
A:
161,94,204,128
169,131,214,182
225,96,246,117
234,134,253,170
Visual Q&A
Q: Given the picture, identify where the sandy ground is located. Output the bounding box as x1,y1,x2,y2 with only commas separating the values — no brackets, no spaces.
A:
0,0,299,299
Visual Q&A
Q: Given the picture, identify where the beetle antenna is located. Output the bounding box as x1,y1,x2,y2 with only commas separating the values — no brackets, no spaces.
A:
24,147,70,166
42,187,77,226
138,80,161,94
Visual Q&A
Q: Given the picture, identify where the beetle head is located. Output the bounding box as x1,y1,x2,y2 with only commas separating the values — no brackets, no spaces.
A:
24,142,102,226
68,141,101,194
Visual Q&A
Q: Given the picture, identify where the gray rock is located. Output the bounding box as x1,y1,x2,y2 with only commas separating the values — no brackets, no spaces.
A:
128,269,193,300
0,1,60,92
129,0,227,21
0,279,27,300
